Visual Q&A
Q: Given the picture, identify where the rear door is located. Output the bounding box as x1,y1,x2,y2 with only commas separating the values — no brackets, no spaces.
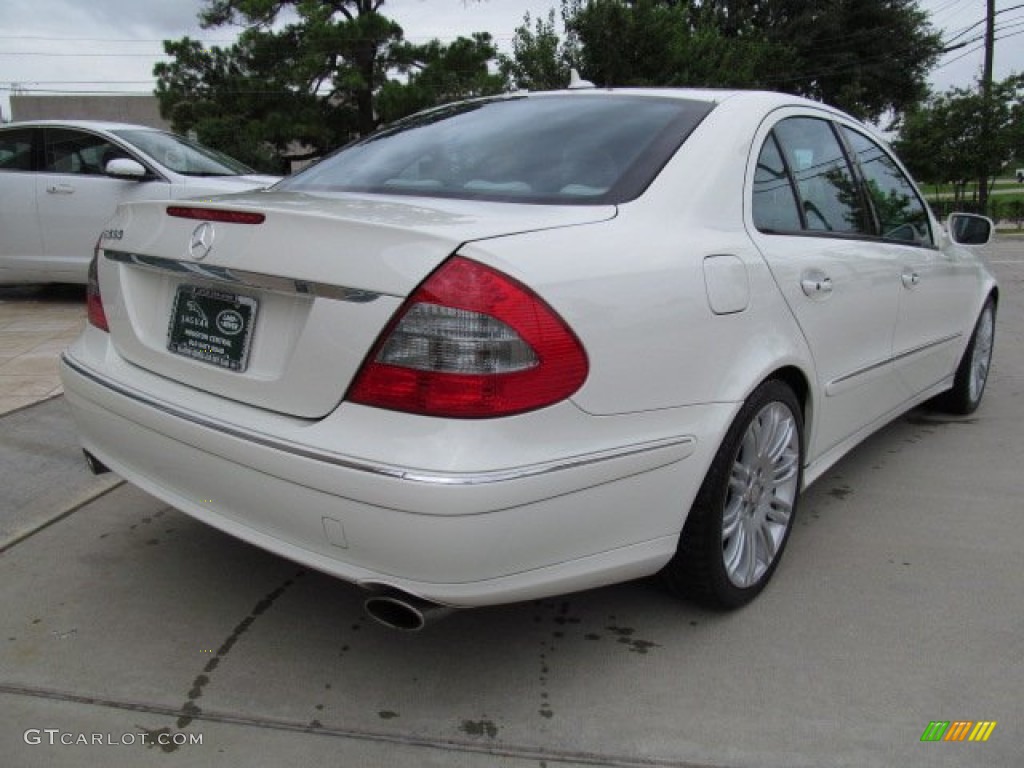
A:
746,112,905,459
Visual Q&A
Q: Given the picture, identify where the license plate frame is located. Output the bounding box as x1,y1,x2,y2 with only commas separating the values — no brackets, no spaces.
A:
167,285,258,372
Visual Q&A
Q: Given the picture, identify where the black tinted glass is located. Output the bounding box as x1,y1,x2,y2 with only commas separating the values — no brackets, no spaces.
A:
42,128,124,175
280,95,714,204
752,134,802,232
773,118,870,235
0,128,34,171
842,127,932,246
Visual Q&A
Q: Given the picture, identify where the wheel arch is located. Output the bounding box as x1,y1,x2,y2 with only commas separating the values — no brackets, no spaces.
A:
764,364,813,453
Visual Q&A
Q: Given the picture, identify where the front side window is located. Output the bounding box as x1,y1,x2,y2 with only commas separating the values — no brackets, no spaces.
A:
772,117,871,235
279,95,715,205
842,127,933,246
0,128,34,171
111,129,253,177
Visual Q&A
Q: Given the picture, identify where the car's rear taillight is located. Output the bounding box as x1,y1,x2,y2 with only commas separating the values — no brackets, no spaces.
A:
86,243,109,332
347,256,588,418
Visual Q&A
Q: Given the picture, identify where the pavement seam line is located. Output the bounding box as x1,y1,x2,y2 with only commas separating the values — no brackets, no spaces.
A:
0,390,65,419
0,682,736,768
0,478,124,554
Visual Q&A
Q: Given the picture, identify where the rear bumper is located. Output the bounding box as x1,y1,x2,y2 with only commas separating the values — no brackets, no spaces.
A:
60,344,727,607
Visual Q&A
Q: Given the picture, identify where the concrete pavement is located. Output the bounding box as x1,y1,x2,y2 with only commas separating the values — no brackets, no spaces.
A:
0,284,86,416
2,241,1022,767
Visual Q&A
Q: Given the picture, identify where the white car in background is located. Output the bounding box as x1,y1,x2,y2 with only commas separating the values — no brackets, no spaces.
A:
0,120,279,284
60,89,997,630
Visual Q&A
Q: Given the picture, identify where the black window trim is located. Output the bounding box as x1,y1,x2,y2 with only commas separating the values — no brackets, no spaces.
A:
829,120,878,237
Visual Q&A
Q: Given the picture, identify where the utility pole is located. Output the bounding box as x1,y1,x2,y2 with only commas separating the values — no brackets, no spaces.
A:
978,0,995,214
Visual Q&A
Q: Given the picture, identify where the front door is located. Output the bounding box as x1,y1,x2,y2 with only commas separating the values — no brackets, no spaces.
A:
36,127,167,282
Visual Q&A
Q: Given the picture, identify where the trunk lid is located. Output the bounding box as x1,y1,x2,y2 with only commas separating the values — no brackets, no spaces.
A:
98,191,613,418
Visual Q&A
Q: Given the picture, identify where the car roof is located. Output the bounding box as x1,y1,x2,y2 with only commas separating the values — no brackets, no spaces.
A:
539,86,837,112
1,119,164,132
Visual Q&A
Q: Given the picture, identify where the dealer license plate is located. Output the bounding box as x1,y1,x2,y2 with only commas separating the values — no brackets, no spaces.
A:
167,285,258,372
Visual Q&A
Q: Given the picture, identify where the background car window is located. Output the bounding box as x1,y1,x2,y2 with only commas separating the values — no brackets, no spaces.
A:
772,117,870,235
43,129,126,176
752,133,802,232
0,128,34,171
841,127,933,246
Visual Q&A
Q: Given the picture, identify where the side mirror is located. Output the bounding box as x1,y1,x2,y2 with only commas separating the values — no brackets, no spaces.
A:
947,213,994,246
105,158,148,179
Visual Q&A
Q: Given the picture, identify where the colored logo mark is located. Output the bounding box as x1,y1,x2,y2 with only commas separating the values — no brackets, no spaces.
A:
921,721,997,742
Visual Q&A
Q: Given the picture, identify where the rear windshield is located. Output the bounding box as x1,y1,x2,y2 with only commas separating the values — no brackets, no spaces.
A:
278,94,714,205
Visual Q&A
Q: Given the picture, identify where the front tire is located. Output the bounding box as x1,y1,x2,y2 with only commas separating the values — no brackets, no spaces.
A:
662,379,803,609
932,297,996,416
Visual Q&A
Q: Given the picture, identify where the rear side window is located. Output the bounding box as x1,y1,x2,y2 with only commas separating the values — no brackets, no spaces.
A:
752,134,802,232
280,95,715,205
772,118,871,235
841,127,933,246
0,128,34,171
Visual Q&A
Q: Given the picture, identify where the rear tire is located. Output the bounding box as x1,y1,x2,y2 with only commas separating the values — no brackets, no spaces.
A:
662,379,803,609
931,298,995,416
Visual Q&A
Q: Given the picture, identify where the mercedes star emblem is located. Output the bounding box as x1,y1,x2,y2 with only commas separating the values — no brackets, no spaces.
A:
188,222,215,261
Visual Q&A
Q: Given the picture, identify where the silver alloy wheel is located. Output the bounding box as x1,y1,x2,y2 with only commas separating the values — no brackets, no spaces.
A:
968,305,994,404
722,401,801,588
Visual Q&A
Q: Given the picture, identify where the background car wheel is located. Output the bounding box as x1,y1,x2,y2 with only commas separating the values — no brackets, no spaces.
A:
662,379,803,609
931,297,996,416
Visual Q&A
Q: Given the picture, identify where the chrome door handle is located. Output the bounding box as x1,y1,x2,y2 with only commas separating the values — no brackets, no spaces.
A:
46,184,75,194
800,271,833,298
901,270,920,289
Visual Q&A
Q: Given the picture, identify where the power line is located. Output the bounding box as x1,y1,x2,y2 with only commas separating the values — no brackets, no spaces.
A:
0,51,173,58
943,1,1024,44
0,35,234,43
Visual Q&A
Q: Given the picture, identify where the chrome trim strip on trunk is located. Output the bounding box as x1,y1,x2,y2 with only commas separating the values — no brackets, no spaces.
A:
825,332,962,395
103,250,386,303
61,354,695,486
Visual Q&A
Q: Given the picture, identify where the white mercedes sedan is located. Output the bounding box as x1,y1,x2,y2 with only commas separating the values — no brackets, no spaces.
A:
60,89,997,630
0,120,278,284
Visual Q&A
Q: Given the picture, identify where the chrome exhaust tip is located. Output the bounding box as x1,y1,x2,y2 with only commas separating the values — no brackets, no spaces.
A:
363,589,454,631
83,450,110,475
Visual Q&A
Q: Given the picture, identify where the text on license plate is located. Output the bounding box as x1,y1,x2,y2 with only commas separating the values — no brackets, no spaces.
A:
167,285,258,372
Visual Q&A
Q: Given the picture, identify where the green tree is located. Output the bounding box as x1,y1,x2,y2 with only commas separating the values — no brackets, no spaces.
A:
566,0,784,89
154,1,501,172
498,6,579,91
736,0,942,120
896,76,1024,213
379,33,504,124
505,1,941,122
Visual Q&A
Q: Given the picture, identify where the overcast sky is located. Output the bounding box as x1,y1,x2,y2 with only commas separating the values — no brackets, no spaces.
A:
2,0,1022,122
